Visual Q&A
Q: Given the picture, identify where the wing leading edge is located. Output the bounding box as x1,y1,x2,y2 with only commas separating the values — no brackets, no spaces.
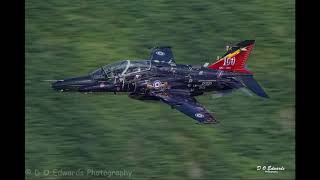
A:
154,93,218,124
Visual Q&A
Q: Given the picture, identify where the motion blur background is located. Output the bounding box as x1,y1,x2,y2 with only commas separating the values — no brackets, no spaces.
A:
26,0,295,179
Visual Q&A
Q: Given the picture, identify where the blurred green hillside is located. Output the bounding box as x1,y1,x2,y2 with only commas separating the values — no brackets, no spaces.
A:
26,0,295,179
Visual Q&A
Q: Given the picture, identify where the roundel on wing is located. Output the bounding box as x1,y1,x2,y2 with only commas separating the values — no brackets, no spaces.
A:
195,113,204,118
156,51,165,56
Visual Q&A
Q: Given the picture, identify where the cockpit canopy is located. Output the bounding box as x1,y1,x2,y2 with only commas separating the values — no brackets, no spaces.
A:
91,60,151,79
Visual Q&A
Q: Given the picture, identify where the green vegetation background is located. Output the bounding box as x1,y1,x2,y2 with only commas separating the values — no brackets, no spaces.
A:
26,0,295,179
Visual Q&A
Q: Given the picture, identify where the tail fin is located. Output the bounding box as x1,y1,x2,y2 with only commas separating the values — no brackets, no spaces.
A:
208,40,255,74
238,75,269,98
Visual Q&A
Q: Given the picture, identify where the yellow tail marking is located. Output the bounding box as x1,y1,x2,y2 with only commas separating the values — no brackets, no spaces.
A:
225,49,241,59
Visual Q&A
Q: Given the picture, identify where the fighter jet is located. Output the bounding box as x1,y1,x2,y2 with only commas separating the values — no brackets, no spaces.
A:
52,40,268,124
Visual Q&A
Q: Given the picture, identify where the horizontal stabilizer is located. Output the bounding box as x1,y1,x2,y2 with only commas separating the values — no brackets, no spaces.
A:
239,76,269,98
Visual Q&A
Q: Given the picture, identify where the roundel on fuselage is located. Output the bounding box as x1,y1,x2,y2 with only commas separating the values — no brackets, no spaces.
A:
153,80,162,88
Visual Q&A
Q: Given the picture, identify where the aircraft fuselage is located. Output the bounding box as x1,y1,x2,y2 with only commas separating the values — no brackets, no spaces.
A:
52,60,247,97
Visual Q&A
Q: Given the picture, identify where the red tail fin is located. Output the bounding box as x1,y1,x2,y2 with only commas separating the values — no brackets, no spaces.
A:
208,40,255,74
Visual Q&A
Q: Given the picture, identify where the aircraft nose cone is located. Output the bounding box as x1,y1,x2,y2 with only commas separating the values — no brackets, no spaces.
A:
51,80,65,91
51,75,96,91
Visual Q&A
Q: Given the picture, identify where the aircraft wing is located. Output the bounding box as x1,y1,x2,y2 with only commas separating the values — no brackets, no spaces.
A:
153,92,218,124
149,47,175,64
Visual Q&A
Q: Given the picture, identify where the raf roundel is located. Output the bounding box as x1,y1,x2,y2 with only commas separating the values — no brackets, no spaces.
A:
156,51,165,56
195,113,204,118
153,80,162,88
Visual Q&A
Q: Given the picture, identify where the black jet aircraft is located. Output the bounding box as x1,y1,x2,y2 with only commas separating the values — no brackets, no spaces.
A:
52,40,268,124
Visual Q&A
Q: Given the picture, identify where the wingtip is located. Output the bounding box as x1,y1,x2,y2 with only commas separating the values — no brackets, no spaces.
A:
202,119,219,124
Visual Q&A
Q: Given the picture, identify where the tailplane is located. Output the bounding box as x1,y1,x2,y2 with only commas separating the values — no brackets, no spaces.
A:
238,75,269,98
